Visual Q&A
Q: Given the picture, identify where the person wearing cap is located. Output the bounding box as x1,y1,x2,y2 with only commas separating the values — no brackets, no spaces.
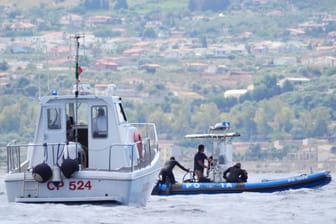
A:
223,162,248,183
160,156,190,184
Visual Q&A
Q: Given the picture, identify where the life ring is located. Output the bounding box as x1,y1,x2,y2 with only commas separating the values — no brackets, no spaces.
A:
133,131,144,159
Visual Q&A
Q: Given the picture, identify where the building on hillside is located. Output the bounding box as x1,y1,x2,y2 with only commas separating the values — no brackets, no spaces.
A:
59,14,84,28
224,89,248,98
286,28,305,35
273,56,297,66
10,44,33,54
184,62,208,72
277,77,310,87
93,58,118,70
139,63,160,73
123,48,144,57
301,56,336,67
86,16,120,26
208,44,247,57
94,83,116,96
9,22,35,32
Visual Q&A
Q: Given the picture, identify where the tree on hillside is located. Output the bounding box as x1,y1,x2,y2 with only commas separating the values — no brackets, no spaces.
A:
309,107,331,137
252,75,281,101
281,80,294,93
272,103,293,133
188,0,230,12
245,143,263,160
254,105,272,139
84,0,109,10
0,105,20,132
0,60,9,71
188,0,203,11
142,28,157,39
170,103,193,138
230,102,257,140
114,0,128,10
191,103,220,131
203,0,230,11
200,36,208,48
148,109,171,136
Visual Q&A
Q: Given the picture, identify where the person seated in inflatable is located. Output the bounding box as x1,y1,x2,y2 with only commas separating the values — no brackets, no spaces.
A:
160,156,190,184
223,162,248,183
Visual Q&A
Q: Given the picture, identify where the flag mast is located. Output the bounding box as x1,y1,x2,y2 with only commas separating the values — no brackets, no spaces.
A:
72,34,84,144
74,34,80,98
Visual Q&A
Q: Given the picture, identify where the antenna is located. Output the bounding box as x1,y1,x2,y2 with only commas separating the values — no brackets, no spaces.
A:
70,33,84,144
71,34,84,98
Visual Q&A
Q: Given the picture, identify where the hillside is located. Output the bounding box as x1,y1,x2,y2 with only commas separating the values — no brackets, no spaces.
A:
0,0,189,11
0,0,335,167
0,0,80,9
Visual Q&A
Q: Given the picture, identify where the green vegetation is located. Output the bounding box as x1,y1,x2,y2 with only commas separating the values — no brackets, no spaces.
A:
0,0,336,163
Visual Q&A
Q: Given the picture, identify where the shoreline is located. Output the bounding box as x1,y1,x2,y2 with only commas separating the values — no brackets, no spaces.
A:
239,160,335,173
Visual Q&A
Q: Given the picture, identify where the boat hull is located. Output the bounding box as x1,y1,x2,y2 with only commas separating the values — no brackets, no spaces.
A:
6,160,160,206
151,171,332,195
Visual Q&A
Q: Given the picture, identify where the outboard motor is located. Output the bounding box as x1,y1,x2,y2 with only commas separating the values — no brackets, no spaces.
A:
32,163,52,183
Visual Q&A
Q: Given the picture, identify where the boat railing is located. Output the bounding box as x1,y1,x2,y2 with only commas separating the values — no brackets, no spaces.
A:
130,123,159,153
6,143,69,173
108,136,156,172
6,143,27,173
7,138,158,174
0,146,7,171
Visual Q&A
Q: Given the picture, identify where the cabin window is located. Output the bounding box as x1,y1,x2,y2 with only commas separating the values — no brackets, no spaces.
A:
116,103,127,123
91,106,108,138
71,102,89,126
67,102,89,149
47,108,62,129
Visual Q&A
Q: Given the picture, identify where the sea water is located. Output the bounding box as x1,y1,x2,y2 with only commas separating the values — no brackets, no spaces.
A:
0,172,335,224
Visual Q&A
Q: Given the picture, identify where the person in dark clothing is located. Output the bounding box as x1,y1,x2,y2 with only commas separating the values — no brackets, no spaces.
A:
160,157,189,184
223,162,248,183
194,144,211,181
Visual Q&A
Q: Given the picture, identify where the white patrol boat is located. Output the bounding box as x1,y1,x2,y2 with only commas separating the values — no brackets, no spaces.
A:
4,36,161,206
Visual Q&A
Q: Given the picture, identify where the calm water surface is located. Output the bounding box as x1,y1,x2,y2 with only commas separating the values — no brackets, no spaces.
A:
0,172,335,224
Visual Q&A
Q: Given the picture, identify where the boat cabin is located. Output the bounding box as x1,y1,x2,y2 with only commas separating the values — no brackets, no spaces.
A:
29,94,141,171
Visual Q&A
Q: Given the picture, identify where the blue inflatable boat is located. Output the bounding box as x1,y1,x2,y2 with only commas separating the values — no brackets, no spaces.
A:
152,122,332,196
151,170,332,195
